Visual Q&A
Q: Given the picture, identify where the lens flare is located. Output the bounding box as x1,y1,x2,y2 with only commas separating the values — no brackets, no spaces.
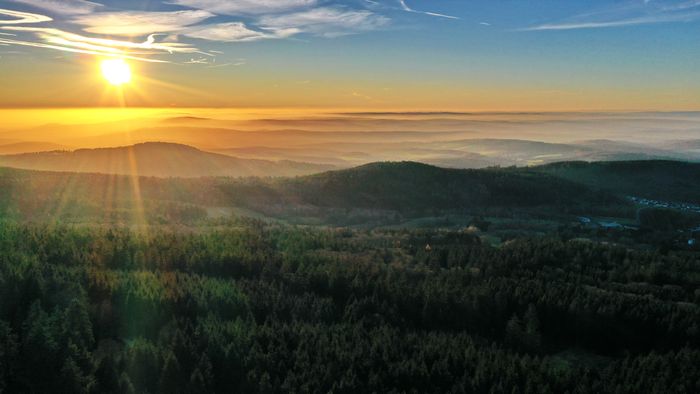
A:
100,58,131,86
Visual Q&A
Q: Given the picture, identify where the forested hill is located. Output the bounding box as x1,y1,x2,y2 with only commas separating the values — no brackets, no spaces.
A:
4,159,699,223
223,161,619,213
532,160,700,203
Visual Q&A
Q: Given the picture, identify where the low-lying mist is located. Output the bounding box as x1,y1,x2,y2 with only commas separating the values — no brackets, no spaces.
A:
1,109,699,173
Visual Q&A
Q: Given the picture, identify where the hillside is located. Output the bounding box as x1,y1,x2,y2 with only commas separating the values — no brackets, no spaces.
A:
220,161,620,215
0,142,333,178
0,161,627,223
0,166,230,223
5,159,699,224
533,160,700,203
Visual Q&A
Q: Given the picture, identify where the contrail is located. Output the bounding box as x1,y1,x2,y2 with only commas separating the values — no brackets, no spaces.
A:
398,0,459,19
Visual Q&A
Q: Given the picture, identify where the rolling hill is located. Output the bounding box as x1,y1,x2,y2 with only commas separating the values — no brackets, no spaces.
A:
0,160,624,223
2,159,699,224
0,142,334,178
532,160,700,203
218,161,621,215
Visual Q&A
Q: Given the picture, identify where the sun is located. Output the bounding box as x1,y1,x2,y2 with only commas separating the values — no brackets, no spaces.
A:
100,58,132,86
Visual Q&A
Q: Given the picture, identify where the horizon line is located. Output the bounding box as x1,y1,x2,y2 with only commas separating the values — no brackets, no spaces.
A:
1,106,700,114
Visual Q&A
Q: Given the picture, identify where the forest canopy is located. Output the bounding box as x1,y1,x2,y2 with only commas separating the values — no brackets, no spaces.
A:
0,220,698,393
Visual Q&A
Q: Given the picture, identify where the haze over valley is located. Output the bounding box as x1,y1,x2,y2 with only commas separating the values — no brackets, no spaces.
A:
1,110,699,177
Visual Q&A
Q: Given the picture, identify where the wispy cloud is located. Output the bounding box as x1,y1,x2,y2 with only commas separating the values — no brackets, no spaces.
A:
184,56,209,64
0,0,430,64
660,0,700,11
0,7,52,24
185,22,295,42
72,10,214,36
0,5,294,62
524,0,700,31
259,7,389,37
170,0,392,37
168,0,317,15
0,35,166,62
350,90,377,102
524,14,700,30
206,60,245,68
9,0,102,15
398,0,459,20
0,25,205,62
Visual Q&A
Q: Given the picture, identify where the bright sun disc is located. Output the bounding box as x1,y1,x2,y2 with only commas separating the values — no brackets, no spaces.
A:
100,58,131,86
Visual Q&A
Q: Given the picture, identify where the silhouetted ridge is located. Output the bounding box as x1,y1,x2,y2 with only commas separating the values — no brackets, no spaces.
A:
72,141,203,153
0,142,333,178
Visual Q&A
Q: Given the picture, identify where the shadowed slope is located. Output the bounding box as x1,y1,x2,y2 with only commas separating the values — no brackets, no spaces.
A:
533,161,700,203
221,161,620,213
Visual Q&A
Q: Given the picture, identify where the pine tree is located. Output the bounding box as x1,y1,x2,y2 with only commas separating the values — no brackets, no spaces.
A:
189,354,214,393
523,304,542,353
0,321,18,393
94,356,121,394
159,352,181,394
505,314,524,350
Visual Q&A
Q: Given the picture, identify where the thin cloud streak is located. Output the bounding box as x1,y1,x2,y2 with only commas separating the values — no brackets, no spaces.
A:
9,0,102,15
0,8,52,24
398,0,459,20
206,61,245,68
0,36,167,62
524,13,700,30
3,26,203,53
524,0,700,31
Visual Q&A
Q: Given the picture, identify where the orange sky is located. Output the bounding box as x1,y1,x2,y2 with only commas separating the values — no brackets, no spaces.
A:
1,58,698,111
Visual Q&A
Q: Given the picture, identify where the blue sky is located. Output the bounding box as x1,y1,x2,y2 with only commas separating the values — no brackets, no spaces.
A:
0,0,698,109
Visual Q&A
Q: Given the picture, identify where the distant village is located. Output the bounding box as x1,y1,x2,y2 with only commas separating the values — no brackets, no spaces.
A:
628,196,700,214
571,196,700,248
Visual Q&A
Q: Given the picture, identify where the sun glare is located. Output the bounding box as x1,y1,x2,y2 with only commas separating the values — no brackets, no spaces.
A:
100,58,132,86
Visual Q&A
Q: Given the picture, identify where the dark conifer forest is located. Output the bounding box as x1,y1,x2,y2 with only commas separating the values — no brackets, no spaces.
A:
0,161,699,393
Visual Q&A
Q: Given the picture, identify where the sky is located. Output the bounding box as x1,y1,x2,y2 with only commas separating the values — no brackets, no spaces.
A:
0,0,698,110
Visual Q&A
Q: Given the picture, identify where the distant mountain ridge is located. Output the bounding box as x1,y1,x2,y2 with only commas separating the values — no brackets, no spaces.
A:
0,142,334,178
0,141,69,155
